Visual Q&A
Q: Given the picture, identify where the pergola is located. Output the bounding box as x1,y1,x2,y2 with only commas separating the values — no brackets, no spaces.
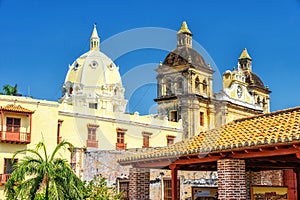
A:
119,107,300,200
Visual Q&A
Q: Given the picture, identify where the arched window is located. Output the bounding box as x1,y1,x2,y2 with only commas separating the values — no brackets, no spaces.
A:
69,87,73,95
166,79,172,96
176,78,183,94
257,96,261,104
195,77,200,93
262,98,266,107
203,79,207,94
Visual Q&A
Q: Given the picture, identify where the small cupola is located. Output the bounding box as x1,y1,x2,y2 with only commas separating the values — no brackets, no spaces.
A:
238,48,252,71
90,23,100,51
177,21,193,48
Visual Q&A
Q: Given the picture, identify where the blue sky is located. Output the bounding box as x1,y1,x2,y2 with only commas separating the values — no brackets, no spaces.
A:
0,0,299,114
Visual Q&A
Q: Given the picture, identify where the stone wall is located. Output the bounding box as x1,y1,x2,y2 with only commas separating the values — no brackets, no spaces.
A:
83,150,133,186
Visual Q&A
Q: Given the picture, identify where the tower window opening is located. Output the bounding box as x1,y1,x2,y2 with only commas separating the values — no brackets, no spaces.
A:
176,78,183,93
166,80,172,95
203,80,207,94
195,77,200,93
89,103,98,109
200,111,204,126
169,110,178,122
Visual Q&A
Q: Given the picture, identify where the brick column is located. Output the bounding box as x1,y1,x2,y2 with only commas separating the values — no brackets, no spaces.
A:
129,168,150,200
217,159,246,200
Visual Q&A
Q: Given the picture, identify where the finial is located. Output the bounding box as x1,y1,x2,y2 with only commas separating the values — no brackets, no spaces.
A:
207,63,211,69
178,21,192,35
239,48,252,60
90,23,100,51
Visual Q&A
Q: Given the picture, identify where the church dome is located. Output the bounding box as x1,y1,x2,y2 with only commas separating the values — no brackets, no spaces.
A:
163,46,207,69
64,25,121,88
162,21,208,69
245,71,265,89
64,50,122,87
60,24,127,113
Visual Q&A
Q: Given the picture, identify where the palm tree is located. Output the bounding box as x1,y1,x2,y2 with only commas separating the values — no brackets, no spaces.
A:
5,141,86,200
1,84,18,95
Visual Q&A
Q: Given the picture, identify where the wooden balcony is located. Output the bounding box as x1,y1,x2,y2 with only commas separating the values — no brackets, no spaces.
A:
116,143,127,150
86,140,98,148
0,131,31,144
0,174,11,185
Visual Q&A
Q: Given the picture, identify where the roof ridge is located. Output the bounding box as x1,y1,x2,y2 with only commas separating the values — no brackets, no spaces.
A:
232,106,300,124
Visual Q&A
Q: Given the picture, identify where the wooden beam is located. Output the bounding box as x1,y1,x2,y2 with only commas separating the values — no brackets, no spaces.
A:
174,156,220,165
132,160,172,168
169,164,178,200
232,148,300,159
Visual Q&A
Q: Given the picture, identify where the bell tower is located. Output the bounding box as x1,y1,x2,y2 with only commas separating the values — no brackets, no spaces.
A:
155,21,215,139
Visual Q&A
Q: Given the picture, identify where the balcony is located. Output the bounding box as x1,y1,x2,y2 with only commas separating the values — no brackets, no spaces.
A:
0,125,31,144
86,140,98,148
0,174,11,185
116,143,127,150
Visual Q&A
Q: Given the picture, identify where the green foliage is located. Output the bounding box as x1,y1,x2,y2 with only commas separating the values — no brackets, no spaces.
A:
1,84,18,95
85,175,123,200
5,141,87,200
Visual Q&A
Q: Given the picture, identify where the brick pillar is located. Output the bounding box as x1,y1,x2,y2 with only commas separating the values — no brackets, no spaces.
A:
129,168,150,200
217,159,246,200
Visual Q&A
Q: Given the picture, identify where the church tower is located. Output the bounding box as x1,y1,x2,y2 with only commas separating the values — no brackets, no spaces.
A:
155,21,215,139
238,48,271,113
215,48,271,127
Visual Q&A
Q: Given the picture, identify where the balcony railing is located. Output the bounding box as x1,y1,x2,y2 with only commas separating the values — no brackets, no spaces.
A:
86,140,98,148
0,131,31,144
0,174,11,185
116,143,127,150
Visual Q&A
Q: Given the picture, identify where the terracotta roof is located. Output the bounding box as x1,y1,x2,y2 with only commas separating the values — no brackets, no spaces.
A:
1,104,34,114
119,106,300,164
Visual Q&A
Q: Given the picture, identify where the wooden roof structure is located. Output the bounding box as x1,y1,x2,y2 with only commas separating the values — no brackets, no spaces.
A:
119,106,300,171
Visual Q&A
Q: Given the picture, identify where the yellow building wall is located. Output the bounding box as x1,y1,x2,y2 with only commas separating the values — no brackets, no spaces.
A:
0,95,60,199
58,104,182,150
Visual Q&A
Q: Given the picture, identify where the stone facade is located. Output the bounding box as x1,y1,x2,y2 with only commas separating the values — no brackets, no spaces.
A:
83,150,133,186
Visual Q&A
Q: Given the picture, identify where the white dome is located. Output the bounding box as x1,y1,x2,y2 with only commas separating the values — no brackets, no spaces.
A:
65,50,122,87
60,25,127,113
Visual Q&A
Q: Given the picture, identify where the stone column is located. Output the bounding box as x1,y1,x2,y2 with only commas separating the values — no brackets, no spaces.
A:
129,168,150,200
217,159,246,200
